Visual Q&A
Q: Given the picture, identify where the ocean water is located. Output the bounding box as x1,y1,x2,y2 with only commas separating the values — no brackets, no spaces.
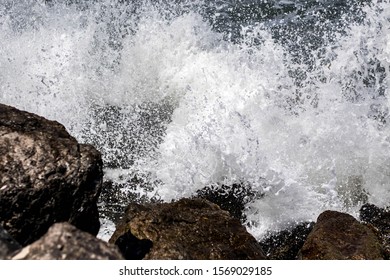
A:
0,0,389,240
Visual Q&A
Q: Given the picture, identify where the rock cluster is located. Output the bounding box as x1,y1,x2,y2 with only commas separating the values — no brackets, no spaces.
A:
0,104,116,259
1,103,389,260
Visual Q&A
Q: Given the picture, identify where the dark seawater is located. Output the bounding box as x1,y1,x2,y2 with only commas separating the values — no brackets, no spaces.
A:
0,0,389,240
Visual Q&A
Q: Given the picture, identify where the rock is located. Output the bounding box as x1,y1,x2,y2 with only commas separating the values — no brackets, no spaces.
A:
11,223,124,260
0,224,22,259
299,210,384,260
259,222,315,260
0,103,103,246
360,204,390,259
109,198,266,260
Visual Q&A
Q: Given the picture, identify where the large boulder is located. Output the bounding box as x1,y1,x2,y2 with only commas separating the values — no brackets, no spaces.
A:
109,198,266,260
299,210,384,259
0,224,22,259
11,223,124,260
0,103,103,246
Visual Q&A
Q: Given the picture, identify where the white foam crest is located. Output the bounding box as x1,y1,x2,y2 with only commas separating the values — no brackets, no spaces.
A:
135,1,390,238
0,1,136,134
0,0,389,239
111,11,220,105
133,21,295,196
0,3,101,134
250,0,390,236
307,0,390,207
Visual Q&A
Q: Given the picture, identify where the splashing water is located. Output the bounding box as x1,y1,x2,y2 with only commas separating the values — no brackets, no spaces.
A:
0,0,389,239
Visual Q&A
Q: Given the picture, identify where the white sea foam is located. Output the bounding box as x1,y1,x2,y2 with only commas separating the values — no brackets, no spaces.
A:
0,0,389,239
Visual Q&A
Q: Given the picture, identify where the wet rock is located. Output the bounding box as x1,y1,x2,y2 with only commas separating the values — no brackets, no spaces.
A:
0,224,22,259
11,223,124,260
299,210,383,260
360,204,390,259
0,103,102,246
110,198,266,260
259,222,315,260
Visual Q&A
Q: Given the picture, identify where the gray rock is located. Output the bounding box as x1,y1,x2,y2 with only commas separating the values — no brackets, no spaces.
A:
299,210,384,259
0,103,102,245
12,223,124,260
110,198,266,260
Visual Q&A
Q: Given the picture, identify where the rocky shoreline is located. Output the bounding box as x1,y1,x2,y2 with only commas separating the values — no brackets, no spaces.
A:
1,103,389,260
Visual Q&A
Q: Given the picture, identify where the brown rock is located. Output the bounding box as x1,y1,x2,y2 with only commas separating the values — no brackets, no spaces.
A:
299,210,384,260
109,198,266,260
11,223,124,260
0,103,102,245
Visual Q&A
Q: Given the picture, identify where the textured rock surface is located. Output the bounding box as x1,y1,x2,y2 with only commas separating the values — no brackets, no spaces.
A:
12,223,124,260
299,210,384,260
0,224,22,259
110,198,266,260
260,222,315,260
0,103,102,245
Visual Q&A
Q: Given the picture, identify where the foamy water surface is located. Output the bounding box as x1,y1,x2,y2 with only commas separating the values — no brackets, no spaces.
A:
0,0,389,239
